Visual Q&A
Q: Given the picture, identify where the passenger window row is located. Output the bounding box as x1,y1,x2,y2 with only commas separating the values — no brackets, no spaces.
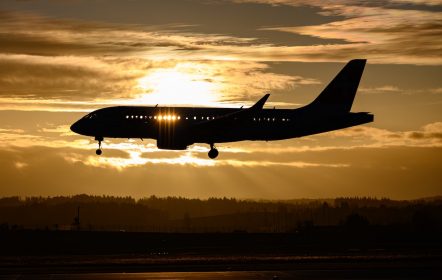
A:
125,115,291,122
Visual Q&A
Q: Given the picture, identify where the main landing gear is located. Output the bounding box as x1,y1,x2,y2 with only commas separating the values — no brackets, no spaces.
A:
208,143,219,159
95,136,103,155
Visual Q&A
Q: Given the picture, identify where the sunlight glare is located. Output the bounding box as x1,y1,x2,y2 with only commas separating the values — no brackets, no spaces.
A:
82,151,216,170
136,66,220,106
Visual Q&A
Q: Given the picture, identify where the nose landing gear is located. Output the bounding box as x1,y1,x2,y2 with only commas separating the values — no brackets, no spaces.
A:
208,143,219,159
95,136,103,155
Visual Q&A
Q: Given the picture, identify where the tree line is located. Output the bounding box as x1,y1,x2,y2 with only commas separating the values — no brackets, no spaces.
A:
0,195,441,232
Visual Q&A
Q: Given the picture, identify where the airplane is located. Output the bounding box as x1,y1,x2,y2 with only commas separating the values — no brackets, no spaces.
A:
70,59,373,159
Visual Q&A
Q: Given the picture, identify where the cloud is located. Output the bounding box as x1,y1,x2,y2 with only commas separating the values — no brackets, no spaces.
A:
66,150,349,170
0,11,319,109
234,0,442,65
358,86,442,96
0,128,25,134
359,85,402,94
431,88,442,94
1,3,440,111
330,122,442,147
391,0,442,6
408,122,442,140
0,53,148,101
0,53,308,109
0,144,440,199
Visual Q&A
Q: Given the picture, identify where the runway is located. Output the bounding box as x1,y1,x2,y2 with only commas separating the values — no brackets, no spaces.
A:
2,256,441,280
2,268,440,280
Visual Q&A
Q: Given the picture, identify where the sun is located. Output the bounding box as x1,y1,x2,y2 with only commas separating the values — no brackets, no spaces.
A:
135,66,220,106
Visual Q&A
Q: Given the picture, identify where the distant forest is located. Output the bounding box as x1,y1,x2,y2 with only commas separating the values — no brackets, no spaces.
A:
0,195,441,232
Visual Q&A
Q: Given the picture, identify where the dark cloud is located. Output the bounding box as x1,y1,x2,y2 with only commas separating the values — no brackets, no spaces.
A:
0,0,344,47
0,55,144,100
408,132,442,140
0,11,178,56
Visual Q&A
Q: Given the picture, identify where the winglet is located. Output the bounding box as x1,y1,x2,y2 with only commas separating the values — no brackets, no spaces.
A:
250,93,270,110
193,94,270,128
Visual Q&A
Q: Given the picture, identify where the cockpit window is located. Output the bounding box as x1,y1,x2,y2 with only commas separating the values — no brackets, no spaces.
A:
83,113,97,120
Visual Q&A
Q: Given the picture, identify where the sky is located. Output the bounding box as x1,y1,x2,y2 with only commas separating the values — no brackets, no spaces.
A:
0,0,441,199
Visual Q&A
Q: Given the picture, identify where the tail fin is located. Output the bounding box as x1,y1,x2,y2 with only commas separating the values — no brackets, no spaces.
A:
307,59,366,113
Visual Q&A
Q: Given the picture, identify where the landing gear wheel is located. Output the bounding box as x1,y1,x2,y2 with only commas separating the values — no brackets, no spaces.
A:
208,144,219,159
208,148,218,159
95,136,103,156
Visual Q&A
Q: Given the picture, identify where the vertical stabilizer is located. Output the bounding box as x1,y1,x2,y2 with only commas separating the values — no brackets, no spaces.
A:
307,59,366,113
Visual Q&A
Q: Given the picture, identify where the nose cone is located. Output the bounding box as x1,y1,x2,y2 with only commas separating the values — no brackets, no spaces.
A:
70,120,82,135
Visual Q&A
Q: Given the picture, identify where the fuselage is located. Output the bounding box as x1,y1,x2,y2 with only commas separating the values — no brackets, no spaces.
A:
70,105,373,149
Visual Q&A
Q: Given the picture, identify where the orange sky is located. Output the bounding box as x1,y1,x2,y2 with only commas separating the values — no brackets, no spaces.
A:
0,0,441,199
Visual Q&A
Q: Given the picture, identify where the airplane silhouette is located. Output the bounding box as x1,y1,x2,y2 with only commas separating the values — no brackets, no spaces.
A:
71,59,373,159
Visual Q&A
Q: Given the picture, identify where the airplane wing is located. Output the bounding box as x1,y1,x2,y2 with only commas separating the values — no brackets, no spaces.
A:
193,94,270,129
